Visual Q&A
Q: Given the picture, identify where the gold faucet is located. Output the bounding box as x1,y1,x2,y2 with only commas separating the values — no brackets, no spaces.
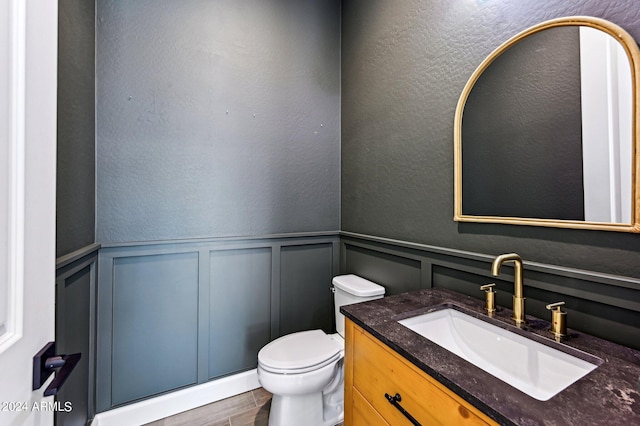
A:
491,253,526,325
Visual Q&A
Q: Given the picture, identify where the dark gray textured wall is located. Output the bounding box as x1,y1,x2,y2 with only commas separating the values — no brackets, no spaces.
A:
57,0,96,257
341,0,640,278
96,0,341,243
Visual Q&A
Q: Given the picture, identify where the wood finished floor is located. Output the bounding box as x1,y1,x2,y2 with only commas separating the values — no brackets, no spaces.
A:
144,388,272,426
144,387,345,426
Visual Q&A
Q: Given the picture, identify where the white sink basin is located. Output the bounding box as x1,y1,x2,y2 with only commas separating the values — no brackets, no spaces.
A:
398,307,600,401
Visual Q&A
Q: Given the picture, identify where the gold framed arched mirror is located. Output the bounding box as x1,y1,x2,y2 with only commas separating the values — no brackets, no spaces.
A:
454,16,640,232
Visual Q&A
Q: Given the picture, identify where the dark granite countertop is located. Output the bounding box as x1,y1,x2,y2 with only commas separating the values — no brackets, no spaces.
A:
341,288,640,425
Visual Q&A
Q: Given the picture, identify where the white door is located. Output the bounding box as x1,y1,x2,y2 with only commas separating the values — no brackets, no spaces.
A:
0,0,58,425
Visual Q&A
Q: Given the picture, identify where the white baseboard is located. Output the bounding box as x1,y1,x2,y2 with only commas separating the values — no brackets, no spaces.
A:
91,369,260,426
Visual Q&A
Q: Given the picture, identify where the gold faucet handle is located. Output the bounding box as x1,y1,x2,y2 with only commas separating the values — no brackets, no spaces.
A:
480,283,496,292
546,301,565,311
480,283,496,313
546,301,567,339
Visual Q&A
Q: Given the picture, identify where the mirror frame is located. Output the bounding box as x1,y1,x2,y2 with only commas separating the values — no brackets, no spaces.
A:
454,16,640,233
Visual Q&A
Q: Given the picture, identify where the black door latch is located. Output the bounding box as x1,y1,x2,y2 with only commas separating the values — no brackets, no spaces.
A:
32,342,81,396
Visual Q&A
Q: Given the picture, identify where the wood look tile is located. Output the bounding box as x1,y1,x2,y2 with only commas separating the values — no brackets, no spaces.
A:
251,388,272,407
143,388,346,426
229,404,270,426
146,391,256,426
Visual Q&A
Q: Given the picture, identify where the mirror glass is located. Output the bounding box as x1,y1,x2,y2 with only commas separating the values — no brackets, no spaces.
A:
454,17,640,232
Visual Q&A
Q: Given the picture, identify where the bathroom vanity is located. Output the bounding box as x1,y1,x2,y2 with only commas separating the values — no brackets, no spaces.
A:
345,318,496,425
342,288,640,425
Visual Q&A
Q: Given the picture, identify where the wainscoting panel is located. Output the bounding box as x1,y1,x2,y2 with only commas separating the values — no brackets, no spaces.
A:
111,252,199,406
55,244,100,426
97,233,340,413
280,243,336,335
208,248,271,380
340,232,640,351
342,243,424,295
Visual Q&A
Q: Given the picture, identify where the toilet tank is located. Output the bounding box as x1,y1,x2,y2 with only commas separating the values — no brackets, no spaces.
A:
332,274,385,337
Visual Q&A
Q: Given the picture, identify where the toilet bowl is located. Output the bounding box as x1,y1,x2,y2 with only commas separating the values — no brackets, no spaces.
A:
257,275,385,426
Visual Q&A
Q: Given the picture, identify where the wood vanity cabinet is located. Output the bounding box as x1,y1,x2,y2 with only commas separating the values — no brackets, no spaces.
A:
344,318,498,426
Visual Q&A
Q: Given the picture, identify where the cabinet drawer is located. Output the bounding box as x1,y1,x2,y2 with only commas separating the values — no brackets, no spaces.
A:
352,325,494,426
352,387,390,426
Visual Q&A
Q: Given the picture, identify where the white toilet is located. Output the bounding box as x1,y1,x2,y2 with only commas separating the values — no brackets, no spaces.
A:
257,274,385,426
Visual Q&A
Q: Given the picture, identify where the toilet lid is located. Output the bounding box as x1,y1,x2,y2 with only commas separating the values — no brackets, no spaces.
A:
258,330,342,372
